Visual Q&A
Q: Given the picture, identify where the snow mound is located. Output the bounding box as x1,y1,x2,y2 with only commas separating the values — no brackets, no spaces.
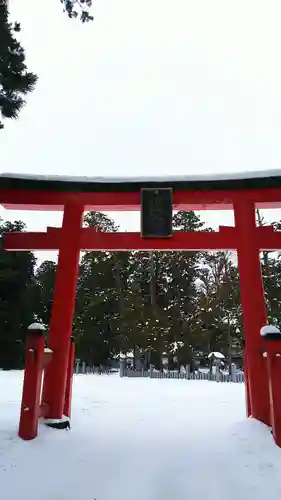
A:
260,325,281,336
28,322,46,331
208,351,225,359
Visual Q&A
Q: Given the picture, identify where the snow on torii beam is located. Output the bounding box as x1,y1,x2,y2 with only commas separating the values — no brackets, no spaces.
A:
1,171,281,211
3,225,281,252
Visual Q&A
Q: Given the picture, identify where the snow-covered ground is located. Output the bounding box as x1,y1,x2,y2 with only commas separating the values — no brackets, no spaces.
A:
1,372,281,500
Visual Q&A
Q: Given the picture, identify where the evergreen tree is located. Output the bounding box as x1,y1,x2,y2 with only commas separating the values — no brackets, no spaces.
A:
3,210,278,370
0,0,93,129
34,260,57,325
126,211,207,368
196,251,242,364
162,211,207,366
0,1,37,129
62,0,94,22
0,218,37,368
74,212,126,365
256,211,281,324
262,251,281,325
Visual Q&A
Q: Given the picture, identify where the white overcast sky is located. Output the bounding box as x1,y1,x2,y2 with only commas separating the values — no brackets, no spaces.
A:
1,0,281,262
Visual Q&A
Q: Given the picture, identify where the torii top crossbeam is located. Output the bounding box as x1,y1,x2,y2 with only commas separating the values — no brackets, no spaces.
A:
1,170,281,211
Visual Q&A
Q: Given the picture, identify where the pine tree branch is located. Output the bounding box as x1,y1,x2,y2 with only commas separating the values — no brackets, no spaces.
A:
0,1,38,129
0,0,93,129
61,0,94,22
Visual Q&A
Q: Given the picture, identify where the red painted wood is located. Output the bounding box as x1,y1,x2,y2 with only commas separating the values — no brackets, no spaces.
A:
63,340,75,418
38,403,49,419
18,334,45,440
3,225,281,252
234,201,270,426
266,343,281,447
1,186,281,211
41,203,84,419
244,350,252,418
4,231,57,251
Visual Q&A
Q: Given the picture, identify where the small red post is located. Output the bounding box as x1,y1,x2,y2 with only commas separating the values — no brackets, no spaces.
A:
42,203,84,420
234,201,270,425
18,323,46,440
262,326,281,446
63,337,75,418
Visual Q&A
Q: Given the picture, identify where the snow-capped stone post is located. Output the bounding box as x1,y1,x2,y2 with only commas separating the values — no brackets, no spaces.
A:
260,325,281,447
230,363,237,382
18,323,46,440
215,360,221,382
119,352,126,377
75,358,80,374
208,352,225,383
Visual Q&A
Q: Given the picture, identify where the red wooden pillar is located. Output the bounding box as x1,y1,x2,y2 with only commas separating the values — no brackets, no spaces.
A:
234,200,270,425
261,326,281,445
63,337,75,418
267,357,281,445
18,324,46,440
42,203,84,420
266,347,281,445
244,349,252,417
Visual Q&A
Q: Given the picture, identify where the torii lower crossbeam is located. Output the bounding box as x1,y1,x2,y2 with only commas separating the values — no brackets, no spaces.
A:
3,224,281,251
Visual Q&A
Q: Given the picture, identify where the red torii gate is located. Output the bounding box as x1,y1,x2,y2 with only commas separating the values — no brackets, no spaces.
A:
1,171,281,443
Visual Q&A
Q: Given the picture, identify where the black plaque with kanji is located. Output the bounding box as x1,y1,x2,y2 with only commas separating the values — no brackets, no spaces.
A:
141,188,173,238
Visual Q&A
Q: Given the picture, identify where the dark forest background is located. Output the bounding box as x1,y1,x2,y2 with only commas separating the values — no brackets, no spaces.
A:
1,210,280,370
